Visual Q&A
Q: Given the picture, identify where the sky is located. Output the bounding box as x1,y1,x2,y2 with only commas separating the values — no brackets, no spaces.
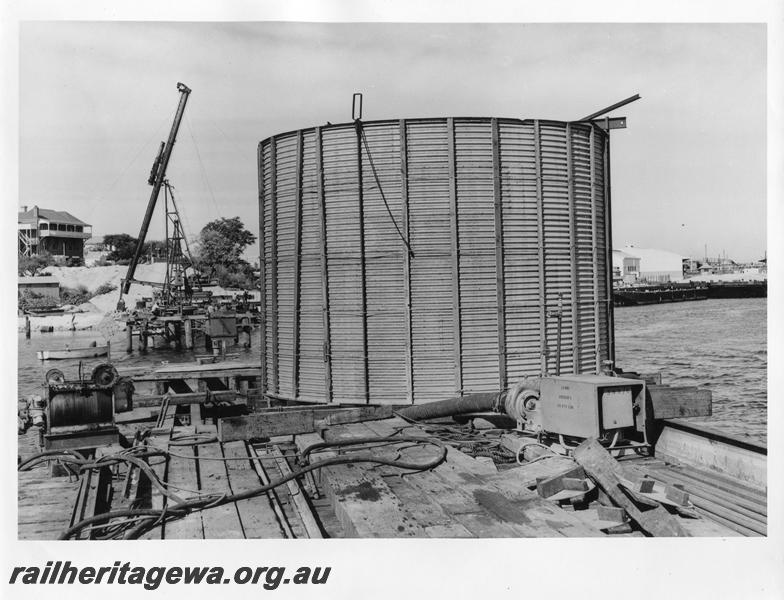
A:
17,22,767,262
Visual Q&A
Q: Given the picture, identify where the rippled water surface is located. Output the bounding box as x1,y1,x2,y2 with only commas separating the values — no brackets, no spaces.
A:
614,298,767,443
17,328,262,401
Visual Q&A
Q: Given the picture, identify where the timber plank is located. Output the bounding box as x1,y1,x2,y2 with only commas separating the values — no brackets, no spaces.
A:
270,445,324,538
573,438,689,537
300,420,602,538
246,445,297,539
197,442,245,539
218,406,394,442
361,420,601,538
382,474,474,537
18,473,81,540
222,441,287,538
294,431,422,538
496,456,579,489
138,418,174,539
648,385,712,419
652,462,767,502
335,421,481,537
163,441,204,539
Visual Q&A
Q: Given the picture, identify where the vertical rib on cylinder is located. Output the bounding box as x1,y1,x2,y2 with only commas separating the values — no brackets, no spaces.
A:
534,120,548,374
447,117,463,395
567,123,580,373
270,137,279,393
257,142,267,388
291,130,303,398
315,127,332,401
356,123,370,403
590,125,601,372
400,120,414,404
603,123,616,364
491,118,507,389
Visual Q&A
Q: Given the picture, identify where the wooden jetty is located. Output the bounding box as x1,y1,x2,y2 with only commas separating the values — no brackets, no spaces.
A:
132,360,263,407
121,312,255,353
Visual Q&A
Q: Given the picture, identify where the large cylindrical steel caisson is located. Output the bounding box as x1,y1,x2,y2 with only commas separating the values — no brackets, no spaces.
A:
258,117,614,405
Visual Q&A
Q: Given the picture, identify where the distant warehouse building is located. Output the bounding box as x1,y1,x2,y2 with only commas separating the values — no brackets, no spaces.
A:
18,205,92,259
612,250,641,285
620,245,685,283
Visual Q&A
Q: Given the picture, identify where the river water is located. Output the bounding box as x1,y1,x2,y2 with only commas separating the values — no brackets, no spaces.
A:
17,298,767,444
17,327,262,401
614,298,767,443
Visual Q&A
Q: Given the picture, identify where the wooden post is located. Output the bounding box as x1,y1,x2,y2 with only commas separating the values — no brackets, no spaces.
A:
184,318,193,350
173,322,182,351
25,316,31,339
125,323,133,353
205,333,212,352
190,403,202,426
140,327,148,351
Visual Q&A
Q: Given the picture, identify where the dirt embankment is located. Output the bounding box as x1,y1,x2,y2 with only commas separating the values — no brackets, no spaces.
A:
20,264,167,333
20,263,253,334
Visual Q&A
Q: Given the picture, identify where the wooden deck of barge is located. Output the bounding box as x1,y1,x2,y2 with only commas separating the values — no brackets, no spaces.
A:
17,411,763,540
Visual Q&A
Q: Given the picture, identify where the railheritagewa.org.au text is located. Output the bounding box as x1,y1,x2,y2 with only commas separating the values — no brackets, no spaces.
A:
9,561,331,590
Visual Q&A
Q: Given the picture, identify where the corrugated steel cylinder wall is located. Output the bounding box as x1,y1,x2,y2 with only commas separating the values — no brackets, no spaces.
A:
259,117,614,405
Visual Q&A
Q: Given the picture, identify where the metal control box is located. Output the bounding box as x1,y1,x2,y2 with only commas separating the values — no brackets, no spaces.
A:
539,375,644,438
207,313,238,338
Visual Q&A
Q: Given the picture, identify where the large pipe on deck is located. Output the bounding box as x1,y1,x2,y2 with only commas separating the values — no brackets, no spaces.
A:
396,392,502,421
396,379,540,422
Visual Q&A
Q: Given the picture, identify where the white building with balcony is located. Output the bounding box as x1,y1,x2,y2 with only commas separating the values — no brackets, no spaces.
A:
18,205,92,259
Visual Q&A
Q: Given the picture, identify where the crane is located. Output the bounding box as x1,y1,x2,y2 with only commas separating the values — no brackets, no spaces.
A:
117,82,191,310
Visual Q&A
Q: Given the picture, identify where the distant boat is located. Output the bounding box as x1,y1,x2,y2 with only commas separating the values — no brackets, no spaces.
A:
37,342,110,361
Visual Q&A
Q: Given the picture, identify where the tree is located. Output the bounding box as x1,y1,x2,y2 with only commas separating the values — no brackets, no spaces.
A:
104,233,140,262
194,217,256,288
142,240,167,261
18,251,54,276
